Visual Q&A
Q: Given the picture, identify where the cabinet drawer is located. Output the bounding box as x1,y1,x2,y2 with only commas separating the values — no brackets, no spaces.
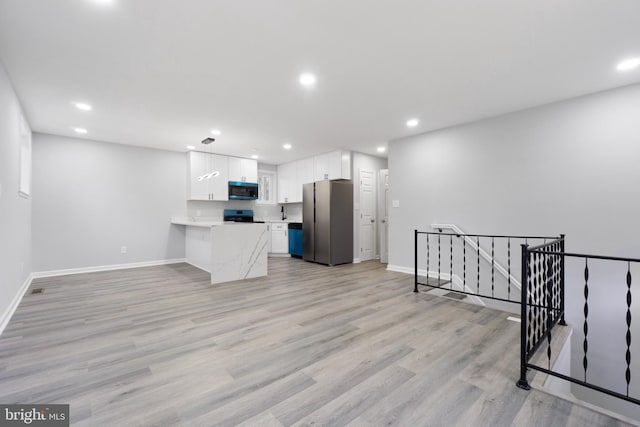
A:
272,223,287,231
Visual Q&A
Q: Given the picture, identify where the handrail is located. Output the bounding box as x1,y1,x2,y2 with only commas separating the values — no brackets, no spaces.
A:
431,223,522,290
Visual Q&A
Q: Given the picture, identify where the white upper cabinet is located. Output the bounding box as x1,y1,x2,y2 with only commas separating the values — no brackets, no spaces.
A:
228,157,258,183
277,151,351,204
187,151,229,201
298,157,315,185
277,161,297,203
315,150,351,180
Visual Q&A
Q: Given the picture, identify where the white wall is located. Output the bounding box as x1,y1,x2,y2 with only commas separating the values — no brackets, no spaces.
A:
388,82,640,419
32,133,187,272
0,61,32,330
352,152,388,260
389,83,640,266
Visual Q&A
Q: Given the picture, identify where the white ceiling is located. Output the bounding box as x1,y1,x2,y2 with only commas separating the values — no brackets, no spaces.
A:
1,0,639,165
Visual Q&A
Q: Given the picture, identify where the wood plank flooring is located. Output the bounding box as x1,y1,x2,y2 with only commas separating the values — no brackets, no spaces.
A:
0,258,632,426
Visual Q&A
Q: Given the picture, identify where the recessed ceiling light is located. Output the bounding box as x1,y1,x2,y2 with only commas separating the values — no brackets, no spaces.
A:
617,58,640,71
377,146,386,153
74,102,92,111
210,129,222,136
90,0,114,5
186,145,195,150
251,154,259,159
74,128,88,134
299,73,317,87
283,143,292,150
406,118,419,128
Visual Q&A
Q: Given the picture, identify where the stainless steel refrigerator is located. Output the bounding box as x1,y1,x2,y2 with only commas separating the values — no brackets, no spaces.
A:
303,180,353,266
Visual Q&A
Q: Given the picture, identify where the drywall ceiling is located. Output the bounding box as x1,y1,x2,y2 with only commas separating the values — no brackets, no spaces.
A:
1,0,639,164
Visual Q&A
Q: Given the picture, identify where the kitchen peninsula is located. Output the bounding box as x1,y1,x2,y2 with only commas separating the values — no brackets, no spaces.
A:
171,217,268,284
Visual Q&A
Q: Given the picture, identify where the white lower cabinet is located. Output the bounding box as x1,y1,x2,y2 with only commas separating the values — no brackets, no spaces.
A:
270,223,289,254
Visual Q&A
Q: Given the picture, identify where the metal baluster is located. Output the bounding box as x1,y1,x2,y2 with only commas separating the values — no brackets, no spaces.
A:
477,236,480,295
414,230,418,292
438,234,441,285
491,237,495,298
626,261,632,396
533,253,539,346
450,235,453,290
426,234,430,286
527,253,534,352
463,238,466,291
583,258,590,382
546,252,552,370
508,238,511,301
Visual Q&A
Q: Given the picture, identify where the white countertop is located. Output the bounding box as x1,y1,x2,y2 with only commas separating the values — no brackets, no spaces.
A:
171,216,301,227
171,217,224,227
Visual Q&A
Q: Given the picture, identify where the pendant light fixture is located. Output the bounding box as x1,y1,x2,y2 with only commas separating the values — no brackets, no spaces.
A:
197,137,221,181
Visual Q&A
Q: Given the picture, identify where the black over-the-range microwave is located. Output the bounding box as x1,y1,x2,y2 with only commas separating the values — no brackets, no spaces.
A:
228,181,259,200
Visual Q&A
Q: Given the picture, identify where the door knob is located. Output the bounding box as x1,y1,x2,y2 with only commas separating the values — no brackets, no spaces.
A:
371,219,375,223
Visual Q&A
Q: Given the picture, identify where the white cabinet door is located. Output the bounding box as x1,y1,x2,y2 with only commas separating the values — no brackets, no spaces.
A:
209,154,229,200
188,151,211,201
187,152,229,201
277,162,296,203
313,150,351,181
328,150,351,179
314,153,330,181
265,223,273,253
228,157,258,183
270,223,288,253
296,158,315,202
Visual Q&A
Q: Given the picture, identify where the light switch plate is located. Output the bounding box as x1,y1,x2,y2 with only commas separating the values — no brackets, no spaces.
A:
392,200,400,208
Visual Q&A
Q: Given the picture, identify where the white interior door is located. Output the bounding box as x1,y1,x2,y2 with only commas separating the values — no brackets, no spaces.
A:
359,169,375,261
378,169,389,263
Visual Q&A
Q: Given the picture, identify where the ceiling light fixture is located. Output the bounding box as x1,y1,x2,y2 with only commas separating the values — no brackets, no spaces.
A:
210,129,222,136
251,154,259,159
186,145,195,150
299,73,317,87
283,143,292,150
74,128,88,134
406,118,419,128
617,58,640,72
74,102,92,111
377,146,386,153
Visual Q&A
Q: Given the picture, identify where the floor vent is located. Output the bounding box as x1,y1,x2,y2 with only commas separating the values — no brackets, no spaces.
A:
443,291,465,300
31,288,43,294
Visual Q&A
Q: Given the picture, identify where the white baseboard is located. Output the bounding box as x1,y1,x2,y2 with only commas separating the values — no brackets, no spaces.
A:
0,273,33,336
353,258,361,264
387,264,423,275
185,260,210,273
386,265,485,306
31,258,186,279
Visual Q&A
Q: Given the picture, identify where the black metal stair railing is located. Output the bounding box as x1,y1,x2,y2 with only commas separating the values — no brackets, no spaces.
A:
413,229,560,304
517,238,640,407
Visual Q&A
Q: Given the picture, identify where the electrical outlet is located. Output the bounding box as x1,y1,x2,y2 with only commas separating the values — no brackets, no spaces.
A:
121,246,127,254
392,200,400,208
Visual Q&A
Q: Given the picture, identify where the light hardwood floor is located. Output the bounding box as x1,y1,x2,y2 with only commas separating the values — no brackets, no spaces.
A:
0,258,632,426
